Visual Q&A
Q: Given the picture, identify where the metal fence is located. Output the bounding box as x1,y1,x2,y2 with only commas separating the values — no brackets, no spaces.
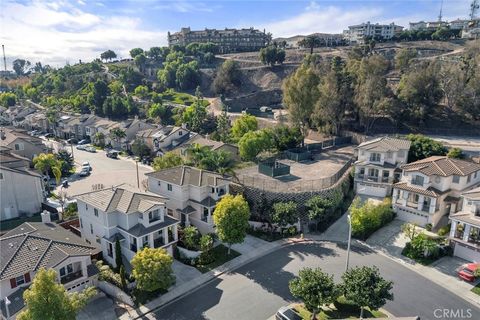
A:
258,161,291,177
238,157,354,193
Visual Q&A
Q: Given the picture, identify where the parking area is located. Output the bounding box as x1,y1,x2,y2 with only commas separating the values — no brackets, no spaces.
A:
52,142,153,197
77,293,130,320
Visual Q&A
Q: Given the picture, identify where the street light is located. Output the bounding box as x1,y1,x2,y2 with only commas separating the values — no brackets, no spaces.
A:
345,214,352,272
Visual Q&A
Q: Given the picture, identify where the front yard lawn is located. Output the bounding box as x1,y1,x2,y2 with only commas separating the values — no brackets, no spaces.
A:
294,296,387,319
401,248,437,265
472,283,480,296
195,244,240,273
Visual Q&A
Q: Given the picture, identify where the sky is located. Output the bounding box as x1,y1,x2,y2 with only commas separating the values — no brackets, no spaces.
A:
0,0,473,67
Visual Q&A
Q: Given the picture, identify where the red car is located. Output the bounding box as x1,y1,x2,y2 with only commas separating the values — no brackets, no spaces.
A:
457,263,480,282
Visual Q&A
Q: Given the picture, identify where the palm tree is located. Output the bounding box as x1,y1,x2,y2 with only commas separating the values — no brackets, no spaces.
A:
298,35,321,54
33,153,59,180
185,143,209,167
94,132,105,147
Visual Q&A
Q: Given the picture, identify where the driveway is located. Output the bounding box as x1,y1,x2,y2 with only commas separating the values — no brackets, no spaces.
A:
366,219,408,256
173,260,202,287
77,293,130,320
230,235,275,255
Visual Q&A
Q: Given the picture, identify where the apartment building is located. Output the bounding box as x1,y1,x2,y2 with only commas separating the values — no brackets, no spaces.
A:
354,137,411,198
168,27,271,53
146,166,231,234
0,219,99,319
343,22,403,43
75,185,179,267
449,187,480,262
392,156,480,228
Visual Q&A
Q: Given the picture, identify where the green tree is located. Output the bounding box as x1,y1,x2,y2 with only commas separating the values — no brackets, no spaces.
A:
17,268,96,320
88,80,109,116
185,143,210,167
131,139,151,158
282,65,320,141
0,92,16,107
109,127,126,147
289,267,338,319
182,89,207,132
272,201,298,231
216,108,231,143
175,61,200,90
182,226,199,250
115,238,123,270
406,134,448,162
147,47,163,61
199,234,214,264
340,266,394,318
134,53,147,73
33,153,61,181
259,46,286,66
231,114,258,142
213,194,250,254
56,150,74,176
306,196,335,229
447,147,465,159
298,35,321,54
129,48,144,58
153,152,184,171
213,60,242,95
100,50,117,62
131,247,175,292
93,132,105,148
119,265,127,291
134,85,149,98
267,126,303,151
148,103,168,123
13,59,31,76
395,48,418,71
238,130,271,161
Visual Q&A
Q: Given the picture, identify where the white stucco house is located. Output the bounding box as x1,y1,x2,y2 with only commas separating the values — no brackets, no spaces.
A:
75,185,180,268
449,187,480,262
354,137,411,198
146,166,231,234
392,156,480,228
0,218,99,319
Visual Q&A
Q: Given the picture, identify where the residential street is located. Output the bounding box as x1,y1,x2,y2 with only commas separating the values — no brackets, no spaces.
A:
152,242,480,320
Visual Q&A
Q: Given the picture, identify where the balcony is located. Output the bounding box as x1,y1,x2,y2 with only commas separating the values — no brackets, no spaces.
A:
154,237,165,248
130,244,137,252
149,216,161,223
60,271,83,284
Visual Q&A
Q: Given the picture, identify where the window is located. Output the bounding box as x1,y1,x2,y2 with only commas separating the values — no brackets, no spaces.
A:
167,184,172,191
412,175,424,186
452,175,460,184
94,208,98,217
211,187,215,193
80,218,83,228
387,152,392,159
178,131,183,136
368,168,379,177
369,153,381,162
60,263,74,277
359,168,365,175
475,172,478,178
0,172,3,180
85,204,88,210
14,143,24,151
398,150,404,157
90,224,93,234
157,181,161,186
15,275,25,286
467,174,471,183
96,237,101,244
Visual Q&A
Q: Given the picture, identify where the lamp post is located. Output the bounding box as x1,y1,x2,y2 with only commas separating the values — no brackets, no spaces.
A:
345,214,352,272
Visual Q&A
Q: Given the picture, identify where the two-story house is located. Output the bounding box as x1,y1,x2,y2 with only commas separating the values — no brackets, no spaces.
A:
0,147,44,221
449,187,480,262
0,216,99,319
146,166,231,234
392,156,480,228
75,185,179,268
172,134,240,162
0,128,47,161
136,125,193,157
354,137,411,197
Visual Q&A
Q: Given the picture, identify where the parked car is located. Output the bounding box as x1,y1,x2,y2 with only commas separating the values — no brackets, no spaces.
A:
79,168,90,177
76,144,87,150
457,263,480,282
78,139,90,145
82,162,92,171
106,150,119,159
67,138,78,144
85,146,96,153
61,179,69,188
275,306,302,320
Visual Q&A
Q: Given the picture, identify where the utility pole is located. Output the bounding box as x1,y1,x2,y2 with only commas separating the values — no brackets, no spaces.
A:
345,214,352,272
136,160,140,188
471,0,480,20
2,45,7,72
438,0,444,22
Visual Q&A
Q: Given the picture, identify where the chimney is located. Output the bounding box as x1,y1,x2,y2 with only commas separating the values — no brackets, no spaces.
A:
41,210,51,224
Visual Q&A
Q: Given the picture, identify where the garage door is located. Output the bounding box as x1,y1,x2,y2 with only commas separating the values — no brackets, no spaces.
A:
356,183,387,197
454,243,480,262
394,207,429,226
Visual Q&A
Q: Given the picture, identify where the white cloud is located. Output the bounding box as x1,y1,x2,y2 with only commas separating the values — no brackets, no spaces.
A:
152,0,214,13
258,6,383,38
0,0,167,67
305,1,320,12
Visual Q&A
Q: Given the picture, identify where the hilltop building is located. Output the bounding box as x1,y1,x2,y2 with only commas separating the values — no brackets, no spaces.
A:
167,27,271,53
343,22,403,44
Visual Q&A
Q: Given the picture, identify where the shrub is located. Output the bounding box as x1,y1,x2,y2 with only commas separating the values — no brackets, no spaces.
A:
182,226,200,250
437,223,451,236
425,223,433,232
96,261,122,288
350,198,394,240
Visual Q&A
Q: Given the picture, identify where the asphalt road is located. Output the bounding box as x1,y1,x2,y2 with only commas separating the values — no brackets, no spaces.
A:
153,242,480,320
46,140,152,196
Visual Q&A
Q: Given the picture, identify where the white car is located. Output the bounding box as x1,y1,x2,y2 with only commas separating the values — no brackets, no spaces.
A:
82,162,92,171
76,144,87,150
85,146,96,153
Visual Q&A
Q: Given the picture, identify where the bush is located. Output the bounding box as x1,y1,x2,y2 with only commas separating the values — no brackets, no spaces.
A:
437,223,451,236
96,261,122,288
425,223,433,231
350,198,395,240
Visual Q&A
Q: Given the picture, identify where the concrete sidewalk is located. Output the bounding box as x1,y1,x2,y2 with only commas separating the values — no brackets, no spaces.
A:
120,237,289,320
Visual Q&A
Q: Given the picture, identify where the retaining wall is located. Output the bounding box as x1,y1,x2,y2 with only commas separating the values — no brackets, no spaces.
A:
97,280,134,306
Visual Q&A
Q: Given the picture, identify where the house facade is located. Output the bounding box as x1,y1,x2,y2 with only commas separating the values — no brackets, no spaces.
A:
136,125,193,156
0,128,47,161
392,156,480,228
343,22,403,43
0,148,43,221
354,137,411,198
0,219,99,319
146,166,231,234
172,134,240,162
449,187,480,262
75,185,179,267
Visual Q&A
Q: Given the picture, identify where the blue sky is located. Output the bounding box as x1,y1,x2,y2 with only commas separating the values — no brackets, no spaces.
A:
0,0,473,66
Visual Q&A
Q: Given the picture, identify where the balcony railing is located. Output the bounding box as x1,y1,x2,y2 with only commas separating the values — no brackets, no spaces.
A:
60,271,83,284
149,216,161,223
355,174,393,184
